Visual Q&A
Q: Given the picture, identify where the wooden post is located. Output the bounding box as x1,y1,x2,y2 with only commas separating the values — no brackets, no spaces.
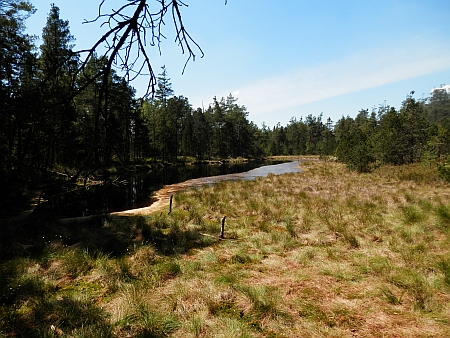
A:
168,195,173,214
220,216,226,239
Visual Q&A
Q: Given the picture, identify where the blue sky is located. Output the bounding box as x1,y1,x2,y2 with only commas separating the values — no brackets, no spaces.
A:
25,0,450,128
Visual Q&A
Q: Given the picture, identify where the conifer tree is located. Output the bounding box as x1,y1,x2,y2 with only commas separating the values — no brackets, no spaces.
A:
0,0,37,214
38,3,78,167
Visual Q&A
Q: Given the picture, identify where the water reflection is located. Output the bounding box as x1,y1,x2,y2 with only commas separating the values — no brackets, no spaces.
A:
113,161,303,216
36,160,302,218
114,161,303,214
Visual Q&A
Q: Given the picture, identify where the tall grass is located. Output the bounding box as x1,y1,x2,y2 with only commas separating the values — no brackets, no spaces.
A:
1,160,450,337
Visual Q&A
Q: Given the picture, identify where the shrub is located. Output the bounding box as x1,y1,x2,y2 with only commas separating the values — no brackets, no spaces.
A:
438,163,450,182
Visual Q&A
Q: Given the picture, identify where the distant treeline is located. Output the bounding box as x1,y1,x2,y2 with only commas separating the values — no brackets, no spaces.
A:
1,2,450,214
334,92,450,172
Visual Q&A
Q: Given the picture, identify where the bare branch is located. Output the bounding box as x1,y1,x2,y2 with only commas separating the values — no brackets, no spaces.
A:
76,0,209,98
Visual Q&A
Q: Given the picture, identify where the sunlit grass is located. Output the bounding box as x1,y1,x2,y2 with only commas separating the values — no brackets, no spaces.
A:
1,160,450,336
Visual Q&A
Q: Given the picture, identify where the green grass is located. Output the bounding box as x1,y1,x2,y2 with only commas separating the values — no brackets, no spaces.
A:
1,160,450,337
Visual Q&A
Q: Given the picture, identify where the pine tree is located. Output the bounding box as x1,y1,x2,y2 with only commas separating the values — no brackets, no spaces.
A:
155,65,174,108
153,66,174,161
335,117,373,172
0,0,37,214
38,3,78,167
399,96,429,163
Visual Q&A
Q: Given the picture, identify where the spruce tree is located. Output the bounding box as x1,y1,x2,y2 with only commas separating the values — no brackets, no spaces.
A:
154,66,174,161
38,3,78,167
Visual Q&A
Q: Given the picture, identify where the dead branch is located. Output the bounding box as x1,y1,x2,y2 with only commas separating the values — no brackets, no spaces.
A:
77,0,205,98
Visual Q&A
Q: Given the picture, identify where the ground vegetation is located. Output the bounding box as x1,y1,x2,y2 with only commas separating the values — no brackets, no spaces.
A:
1,160,449,337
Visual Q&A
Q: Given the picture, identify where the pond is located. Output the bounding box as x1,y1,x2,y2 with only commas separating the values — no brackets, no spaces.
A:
35,160,303,218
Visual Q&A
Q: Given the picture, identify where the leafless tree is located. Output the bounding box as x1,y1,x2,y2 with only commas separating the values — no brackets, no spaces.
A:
76,0,217,96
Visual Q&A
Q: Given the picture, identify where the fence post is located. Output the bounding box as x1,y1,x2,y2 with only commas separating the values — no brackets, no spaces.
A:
220,216,226,239
168,195,173,214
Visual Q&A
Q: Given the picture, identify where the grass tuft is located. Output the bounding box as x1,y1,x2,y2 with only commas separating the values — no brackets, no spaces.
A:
436,203,450,229
380,286,403,305
236,285,283,319
62,248,95,277
437,259,450,287
118,305,180,337
401,205,426,224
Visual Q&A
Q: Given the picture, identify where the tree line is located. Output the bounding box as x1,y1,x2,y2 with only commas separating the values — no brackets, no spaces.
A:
257,91,450,175
1,1,450,215
334,91,450,173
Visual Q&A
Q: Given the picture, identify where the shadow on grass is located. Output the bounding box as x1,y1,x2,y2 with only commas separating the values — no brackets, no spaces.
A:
1,295,112,337
0,251,110,336
1,212,216,260
0,213,217,337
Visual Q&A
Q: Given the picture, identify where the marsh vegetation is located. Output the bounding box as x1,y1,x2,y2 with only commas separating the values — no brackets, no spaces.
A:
1,160,450,337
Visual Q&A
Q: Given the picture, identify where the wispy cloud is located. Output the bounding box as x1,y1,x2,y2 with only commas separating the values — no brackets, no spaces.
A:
237,40,450,116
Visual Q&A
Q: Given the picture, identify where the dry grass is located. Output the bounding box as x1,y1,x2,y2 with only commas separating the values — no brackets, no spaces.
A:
1,161,450,337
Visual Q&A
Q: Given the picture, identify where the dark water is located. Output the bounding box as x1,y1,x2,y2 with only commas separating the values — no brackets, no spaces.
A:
35,160,302,218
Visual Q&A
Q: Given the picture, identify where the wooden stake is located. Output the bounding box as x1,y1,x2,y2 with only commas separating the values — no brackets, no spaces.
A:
220,216,226,239
168,195,173,214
